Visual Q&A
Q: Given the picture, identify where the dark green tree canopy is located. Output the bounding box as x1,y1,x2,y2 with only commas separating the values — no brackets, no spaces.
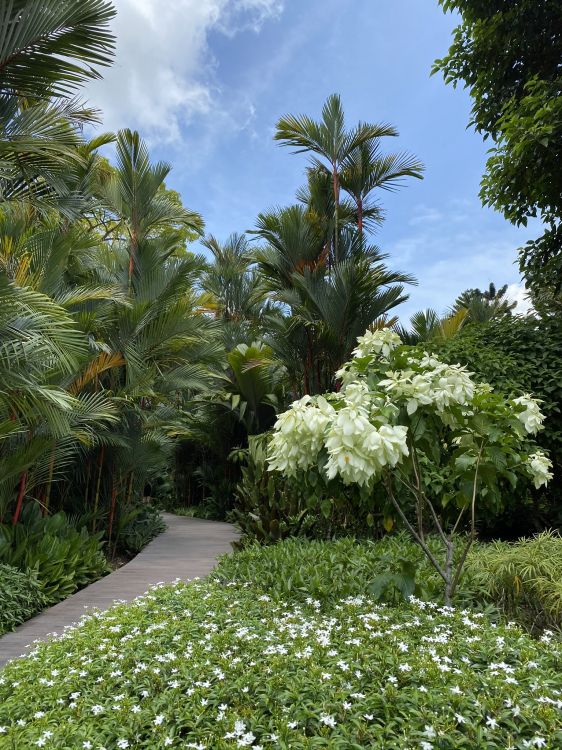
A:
434,1,562,309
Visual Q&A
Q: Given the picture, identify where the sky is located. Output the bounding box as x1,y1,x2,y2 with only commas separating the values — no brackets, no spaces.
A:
86,0,537,321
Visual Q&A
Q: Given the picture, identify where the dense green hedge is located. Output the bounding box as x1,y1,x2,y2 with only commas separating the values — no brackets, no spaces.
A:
1,578,562,748
215,532,562,632
0,563,45,635
429,315,562,534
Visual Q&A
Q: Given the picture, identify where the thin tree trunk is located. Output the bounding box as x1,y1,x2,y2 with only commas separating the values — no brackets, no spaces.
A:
12,472,27,525
108,478,118,547
92,446,105,531
44,449,56,513
84,459,92,508
126,471,134,506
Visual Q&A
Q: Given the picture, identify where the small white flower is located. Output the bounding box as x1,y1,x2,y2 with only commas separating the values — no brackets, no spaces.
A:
320,714,337,728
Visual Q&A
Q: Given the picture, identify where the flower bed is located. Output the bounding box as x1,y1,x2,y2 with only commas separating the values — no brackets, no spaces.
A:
1,581,561,749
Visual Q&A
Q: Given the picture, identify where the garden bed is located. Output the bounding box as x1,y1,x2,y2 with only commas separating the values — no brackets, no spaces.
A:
1,578,561,748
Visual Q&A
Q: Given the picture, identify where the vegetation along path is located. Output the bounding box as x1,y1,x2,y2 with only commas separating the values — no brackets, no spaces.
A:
0,514,239,668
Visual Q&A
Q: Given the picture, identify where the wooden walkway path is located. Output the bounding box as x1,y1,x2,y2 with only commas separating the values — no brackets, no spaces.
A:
0,513,239,668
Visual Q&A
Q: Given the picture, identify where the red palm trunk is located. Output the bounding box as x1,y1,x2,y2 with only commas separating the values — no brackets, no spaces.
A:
12,472,28,525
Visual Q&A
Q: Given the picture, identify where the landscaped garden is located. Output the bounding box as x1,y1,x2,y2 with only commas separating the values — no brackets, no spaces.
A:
2,0,562,747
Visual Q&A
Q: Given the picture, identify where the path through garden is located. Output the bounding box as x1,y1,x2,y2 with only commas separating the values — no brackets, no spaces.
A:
0,514,239,667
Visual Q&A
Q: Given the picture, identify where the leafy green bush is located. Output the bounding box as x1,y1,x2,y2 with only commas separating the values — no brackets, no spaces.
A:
215,534,445,604
430,315,562,534
215,533,562,632
117,505,166,556
231,436,391,546
1,579,562,748
0,564,46,635
464,531,562,632
0,504,108,606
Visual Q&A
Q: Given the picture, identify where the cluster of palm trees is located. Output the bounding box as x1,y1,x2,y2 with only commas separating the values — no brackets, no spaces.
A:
0,1,218,527
1,0,516,522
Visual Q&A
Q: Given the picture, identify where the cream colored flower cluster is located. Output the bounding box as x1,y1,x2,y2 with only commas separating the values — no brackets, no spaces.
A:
527,451,554,489
352,328,402,359
325,409,408,486
268,383,409,485
268,395,335,475
512,394,545,435
379,356,475,416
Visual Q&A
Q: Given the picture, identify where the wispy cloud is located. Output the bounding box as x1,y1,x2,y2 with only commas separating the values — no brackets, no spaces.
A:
388,199,538,321
85,0,283,144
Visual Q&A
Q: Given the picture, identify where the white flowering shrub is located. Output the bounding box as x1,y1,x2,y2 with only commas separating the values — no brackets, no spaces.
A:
268,329,553,604
1,579,562,748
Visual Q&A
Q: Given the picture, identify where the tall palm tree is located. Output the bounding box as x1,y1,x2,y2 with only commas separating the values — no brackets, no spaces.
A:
275,94,398,261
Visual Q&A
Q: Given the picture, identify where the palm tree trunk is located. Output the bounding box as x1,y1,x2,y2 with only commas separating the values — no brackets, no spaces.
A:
84,459,92,507
44,448,56,513
332,164,339,265
92,446,105,531
12,472,27,525
126,471,134,505
357,197,363,243
108,477,118,546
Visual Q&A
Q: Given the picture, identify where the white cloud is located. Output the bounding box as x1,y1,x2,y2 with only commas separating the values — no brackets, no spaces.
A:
505,283,534,315
408,205,444,226
85,0,283,144
388,200,539,322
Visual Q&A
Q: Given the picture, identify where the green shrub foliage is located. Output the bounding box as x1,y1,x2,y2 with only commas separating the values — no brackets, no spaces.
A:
117,505,166,556
0,563,45,635
428,315,562,534
216,533,562,633
0,505,108,606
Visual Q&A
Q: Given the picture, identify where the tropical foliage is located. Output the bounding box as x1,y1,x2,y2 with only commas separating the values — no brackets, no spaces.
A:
434,0,562,313
2,577,562,748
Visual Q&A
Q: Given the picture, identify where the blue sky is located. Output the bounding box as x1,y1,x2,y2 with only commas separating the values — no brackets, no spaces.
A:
87,0,536,320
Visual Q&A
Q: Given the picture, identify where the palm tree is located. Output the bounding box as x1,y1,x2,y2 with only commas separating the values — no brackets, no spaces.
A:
454,282,517,322
275,94,398,262
99,129,204,285
200,234,266,348
339,141,424,241
395,308,468,344
0,0,116,210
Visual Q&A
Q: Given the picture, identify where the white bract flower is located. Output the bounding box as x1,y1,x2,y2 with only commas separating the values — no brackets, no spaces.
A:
513,394,545,434
268,395,335,475
527,451,553,489
324,406,408,486
352,328,402,359
380,360,474,415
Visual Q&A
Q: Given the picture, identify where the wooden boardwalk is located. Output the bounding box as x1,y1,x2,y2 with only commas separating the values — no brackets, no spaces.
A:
0,513,239,668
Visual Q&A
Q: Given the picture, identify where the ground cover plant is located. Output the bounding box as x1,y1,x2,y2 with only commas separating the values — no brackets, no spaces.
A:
0,564,45,635
1,578,562,749
215,533,562,633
